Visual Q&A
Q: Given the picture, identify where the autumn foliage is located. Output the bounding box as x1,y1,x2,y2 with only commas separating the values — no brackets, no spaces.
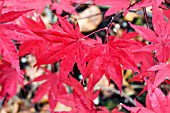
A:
0,0,170,113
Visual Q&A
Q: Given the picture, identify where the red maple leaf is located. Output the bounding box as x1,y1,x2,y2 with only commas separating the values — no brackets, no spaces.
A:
69,0,130,17
51,0,76,15
129,51,155,83
131,0,164,9
18,16,50,57
163,9,170,20
20,16,46,32
35,16,97,77
84,35,138,92
0,60,23,100
30,70,68,110
122,81,170,113
129,4,170,63
2,0,51,14
32,70,100,112
63,76,100,113
148,63,170,87
0,1,40,77
71,0,92,4
94,0,130,17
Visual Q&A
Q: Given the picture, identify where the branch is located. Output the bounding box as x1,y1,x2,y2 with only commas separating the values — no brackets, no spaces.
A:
95,86,136,106
142,7,150,28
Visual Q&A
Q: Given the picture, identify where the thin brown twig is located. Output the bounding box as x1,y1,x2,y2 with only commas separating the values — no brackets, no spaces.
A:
80,0,142,42
152,51,159,74
142,6,159,75
104,0,142,42
69,4,81,15
82,27,107,39
95,86,136,106
126,0,142,10
104,10,124,43
72,0,141,21
131,85,144,89
142,7,150,28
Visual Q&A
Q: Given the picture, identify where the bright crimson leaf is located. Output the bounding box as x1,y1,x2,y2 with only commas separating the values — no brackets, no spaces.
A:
131,0,164,10
94,0,130,17
129,5,170,63
35,16,97,77
148,63,170,87
0,60,23,100
31,70,68,110
0,4,41,77
122,80,170,113
84,35,138,92
163,9,170,20
18,16,50,57
51,0,76,15
2,0,51,14
64,76,100,113
20,16,46,32
0,9,33,23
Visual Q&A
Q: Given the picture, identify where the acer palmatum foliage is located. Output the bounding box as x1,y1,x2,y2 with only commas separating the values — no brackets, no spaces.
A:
0,60,23,100
0,0,170,112
122,80,170,113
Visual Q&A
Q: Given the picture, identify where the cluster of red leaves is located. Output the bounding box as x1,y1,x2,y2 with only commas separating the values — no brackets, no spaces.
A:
1,0,170,112
122,80,170,113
